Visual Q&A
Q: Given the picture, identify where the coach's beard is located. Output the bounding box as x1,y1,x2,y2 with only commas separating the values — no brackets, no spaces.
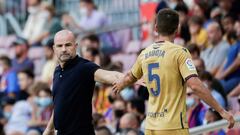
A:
59,54,73,63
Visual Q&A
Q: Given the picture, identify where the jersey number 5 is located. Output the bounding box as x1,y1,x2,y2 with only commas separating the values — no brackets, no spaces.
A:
148,63,160,96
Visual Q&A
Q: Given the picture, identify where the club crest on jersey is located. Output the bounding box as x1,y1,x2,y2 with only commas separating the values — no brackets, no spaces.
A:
185,58,196,71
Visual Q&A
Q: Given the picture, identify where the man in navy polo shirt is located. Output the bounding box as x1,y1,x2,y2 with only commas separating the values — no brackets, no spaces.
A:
43,30,123,135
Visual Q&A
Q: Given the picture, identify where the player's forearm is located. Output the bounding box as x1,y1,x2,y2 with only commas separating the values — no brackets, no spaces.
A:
119,72,137,89
190,81,225,114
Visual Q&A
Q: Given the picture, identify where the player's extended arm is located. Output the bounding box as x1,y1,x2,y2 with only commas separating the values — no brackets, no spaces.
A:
94,69,124,84
186,77,235,128
43,112,55,135
112,71,138,94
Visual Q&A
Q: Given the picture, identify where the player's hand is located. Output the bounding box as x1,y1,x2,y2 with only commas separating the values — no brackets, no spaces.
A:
135,78,146,87
220,110,235,129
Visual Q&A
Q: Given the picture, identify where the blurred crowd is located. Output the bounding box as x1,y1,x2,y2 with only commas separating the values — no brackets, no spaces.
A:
0,0,240,135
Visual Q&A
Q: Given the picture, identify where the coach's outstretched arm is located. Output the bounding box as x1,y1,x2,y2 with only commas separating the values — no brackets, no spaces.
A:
43,112,55,135
187,77,235,128
94,69,124,84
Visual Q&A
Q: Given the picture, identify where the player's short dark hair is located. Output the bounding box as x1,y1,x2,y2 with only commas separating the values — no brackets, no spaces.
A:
130,98,145,114
0,55,12,67
156,8,179,36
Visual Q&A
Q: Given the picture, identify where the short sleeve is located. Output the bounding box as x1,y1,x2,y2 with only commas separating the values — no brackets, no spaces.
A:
178,48,198,81
131,54,143,79
83,62,100,81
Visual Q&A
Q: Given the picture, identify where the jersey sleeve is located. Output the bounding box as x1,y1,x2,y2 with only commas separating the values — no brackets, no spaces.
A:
177,48,198,81
131,54,143,79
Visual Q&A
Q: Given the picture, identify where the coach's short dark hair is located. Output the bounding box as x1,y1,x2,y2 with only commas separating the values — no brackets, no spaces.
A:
156,8,179,36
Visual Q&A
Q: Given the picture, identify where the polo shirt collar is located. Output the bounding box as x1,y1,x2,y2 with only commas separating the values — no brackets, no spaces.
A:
57,55,79,70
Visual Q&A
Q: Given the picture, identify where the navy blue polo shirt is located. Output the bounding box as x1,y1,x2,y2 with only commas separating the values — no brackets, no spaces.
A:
52,56,100,135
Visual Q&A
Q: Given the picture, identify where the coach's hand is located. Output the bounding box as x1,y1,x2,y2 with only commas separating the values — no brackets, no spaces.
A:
220,110,235,129
112,81,124,95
